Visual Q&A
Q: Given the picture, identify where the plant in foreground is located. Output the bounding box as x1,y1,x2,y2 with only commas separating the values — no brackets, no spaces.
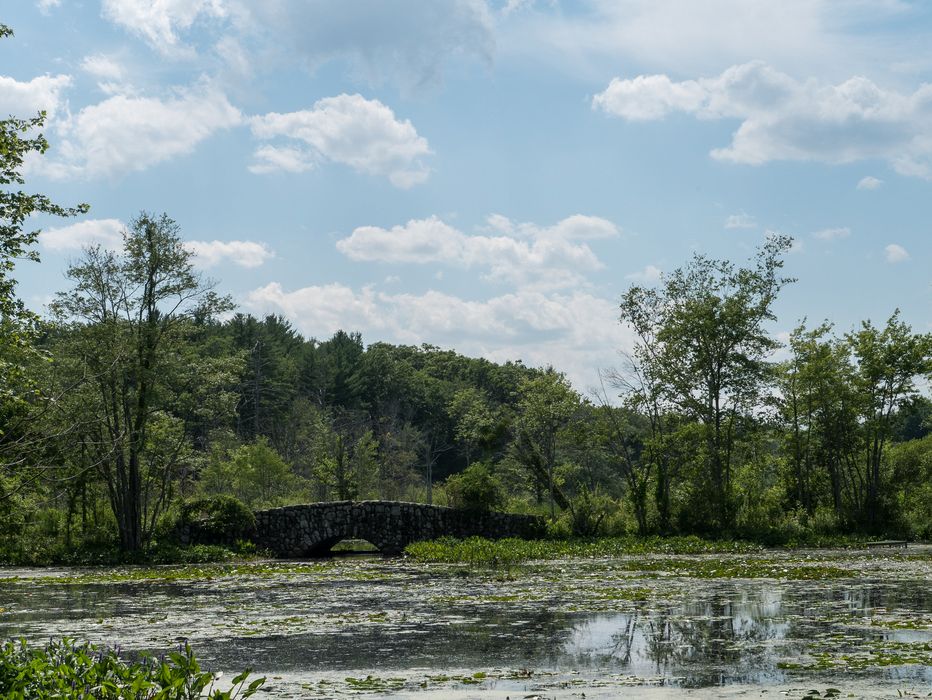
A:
0,638,264,699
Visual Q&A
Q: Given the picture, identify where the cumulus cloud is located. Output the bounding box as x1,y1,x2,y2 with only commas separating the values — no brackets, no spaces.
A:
725,212,756,229
335,214,618,288
31,84,241,179
812,227,851,241
857,175,883,190
101,0,227,55
250,94,431,187
594,60,932,178
246,282,634,389
185,239,274,268
38,219,124,251
884,243,909,263
0,73,72,120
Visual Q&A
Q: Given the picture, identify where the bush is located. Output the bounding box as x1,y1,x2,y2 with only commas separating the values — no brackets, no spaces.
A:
178,495,256,545
444,462,505,512
0,638,263,699
564,487,616,537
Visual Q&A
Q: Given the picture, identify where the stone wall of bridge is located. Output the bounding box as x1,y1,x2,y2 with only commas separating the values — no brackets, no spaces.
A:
250,501,546,557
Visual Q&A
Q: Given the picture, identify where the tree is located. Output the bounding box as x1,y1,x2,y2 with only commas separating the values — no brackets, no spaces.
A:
846,312,931,529
449,386,496,467
51,213,234,551
0,24,88,497
778,322,858,517
513,369,580,518
619,235,794,531
201,437,304,509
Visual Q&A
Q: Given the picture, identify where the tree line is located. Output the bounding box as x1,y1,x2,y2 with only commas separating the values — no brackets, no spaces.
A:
1,25,930,562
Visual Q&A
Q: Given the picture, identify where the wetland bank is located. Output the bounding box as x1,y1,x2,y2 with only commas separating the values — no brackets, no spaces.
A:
2,542,930,699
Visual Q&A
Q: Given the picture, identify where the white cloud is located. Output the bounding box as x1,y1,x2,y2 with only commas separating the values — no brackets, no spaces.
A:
725,212,756,229
625,264,662,283
594,61,932,178
32,84,241,179
37,0,61,14
185,239,274,268
813,227,851,241
511,0,916,81
857,175,884,190
101,0,227,55
884,243,909,263
80,55,124,81
335,214,618,289
246,282,635,389
250,94,431,187
0,73,71,120
249,145,313,174
38,219,124,251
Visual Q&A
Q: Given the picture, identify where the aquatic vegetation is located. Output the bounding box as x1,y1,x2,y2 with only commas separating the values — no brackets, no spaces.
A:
344,675,406,691
1,560,396,585
404,535,761,565
1,548,928,697
0,638,263,699
618,558,853,580
780,640,932,671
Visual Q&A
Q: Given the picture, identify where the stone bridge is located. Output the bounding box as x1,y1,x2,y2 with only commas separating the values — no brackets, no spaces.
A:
251,501,546,557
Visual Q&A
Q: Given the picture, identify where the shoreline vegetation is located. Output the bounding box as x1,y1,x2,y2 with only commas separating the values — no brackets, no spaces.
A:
0,638,264,699
0,531,918,572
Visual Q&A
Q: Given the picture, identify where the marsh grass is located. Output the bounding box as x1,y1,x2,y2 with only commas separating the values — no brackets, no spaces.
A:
404,535,761,567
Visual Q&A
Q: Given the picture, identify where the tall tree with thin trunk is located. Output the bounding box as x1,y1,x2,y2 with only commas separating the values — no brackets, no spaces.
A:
847,312,931,530
514,370,580,518
51,213,234,551
619,235,794,531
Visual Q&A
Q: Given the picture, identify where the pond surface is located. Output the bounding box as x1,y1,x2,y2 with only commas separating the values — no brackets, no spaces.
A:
1,548,931,698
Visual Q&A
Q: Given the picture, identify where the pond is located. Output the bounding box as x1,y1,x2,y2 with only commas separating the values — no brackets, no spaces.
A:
1,547,930,698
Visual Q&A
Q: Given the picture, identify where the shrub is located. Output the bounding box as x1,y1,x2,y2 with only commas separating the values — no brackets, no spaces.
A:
0,638,263,699
565,487,616,537
178,495,256,545
444,462,505,512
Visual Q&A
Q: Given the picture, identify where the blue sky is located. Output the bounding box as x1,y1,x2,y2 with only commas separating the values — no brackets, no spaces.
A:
3,0,931,388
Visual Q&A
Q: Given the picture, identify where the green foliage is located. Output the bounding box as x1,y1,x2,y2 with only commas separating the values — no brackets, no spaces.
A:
405,535,760,567
512,370,580,516
200,438,306,509
563,486,615,537
444,462,504,511
178,495,256,544
48,212,237,552
619,235,795,531
887,434,932,539
0,638,263,699
0,24,88,404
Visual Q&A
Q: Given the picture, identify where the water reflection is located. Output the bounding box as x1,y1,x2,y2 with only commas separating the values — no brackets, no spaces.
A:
1,565,930,689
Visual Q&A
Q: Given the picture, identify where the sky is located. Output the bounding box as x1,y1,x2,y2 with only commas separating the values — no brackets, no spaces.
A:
3,0,931,391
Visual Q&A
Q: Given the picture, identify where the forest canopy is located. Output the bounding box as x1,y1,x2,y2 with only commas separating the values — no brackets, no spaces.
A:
1,210,929,563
